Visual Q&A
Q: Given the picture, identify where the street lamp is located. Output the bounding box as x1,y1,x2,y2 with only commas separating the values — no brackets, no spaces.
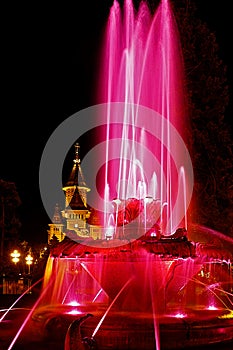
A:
25,253,33,274
10,249,20,264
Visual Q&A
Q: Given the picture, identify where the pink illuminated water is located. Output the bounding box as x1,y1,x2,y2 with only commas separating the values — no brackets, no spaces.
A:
0,278,43,323
4,1,232,349
91,276,134,338
94,0,192,236
33,240,232,349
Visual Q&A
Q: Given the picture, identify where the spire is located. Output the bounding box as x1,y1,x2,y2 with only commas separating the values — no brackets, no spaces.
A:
63,142,90,208
63,142,89,189
74,142,81,165
52,203,63,224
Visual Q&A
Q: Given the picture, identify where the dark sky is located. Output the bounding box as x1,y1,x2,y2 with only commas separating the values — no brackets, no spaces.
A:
1,0,232,244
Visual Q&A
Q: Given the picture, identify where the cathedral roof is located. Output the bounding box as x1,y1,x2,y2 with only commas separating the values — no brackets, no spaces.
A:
86,207,104,226
63,142,89,190
64,162,88,188
67,186,87,211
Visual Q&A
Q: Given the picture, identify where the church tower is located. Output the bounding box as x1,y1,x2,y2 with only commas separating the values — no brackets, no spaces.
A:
61,143,91,237
47,203,65,242
62,143,90,206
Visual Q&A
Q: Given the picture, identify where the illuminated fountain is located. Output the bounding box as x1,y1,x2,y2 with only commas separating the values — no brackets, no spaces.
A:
4,0,233,349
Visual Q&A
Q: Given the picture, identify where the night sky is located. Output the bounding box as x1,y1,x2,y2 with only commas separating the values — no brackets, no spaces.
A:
1,0,232,244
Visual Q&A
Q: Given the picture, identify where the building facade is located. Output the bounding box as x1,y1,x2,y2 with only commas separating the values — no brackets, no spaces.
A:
47,143,104,243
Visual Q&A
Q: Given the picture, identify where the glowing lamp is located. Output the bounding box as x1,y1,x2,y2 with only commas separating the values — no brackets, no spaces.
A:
25,254,33,265
11,249,20,264
25,253,33,274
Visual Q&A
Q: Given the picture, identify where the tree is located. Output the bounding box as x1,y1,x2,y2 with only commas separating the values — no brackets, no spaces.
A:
0,179,22,260
49,234,60,248
169,0,233,236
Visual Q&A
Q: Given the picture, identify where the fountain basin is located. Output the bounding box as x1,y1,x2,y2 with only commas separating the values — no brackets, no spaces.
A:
28,305,233,349
28,236,232,349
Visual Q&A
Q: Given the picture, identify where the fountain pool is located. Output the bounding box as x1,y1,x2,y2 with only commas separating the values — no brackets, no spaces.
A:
5,0,233,349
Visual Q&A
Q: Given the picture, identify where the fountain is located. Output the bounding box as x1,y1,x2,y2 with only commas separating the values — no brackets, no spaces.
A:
3,0,233,349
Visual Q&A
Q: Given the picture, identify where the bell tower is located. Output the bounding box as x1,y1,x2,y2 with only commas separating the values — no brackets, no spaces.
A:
61,143,91,237
48,203,65,243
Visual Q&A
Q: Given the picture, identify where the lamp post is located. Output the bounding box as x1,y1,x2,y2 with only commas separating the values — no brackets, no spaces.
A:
10,249,21,293
10,249,20,264
25,253,33,274
25,252,33,293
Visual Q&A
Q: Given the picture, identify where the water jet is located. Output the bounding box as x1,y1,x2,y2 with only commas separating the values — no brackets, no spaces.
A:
4,0,233,349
